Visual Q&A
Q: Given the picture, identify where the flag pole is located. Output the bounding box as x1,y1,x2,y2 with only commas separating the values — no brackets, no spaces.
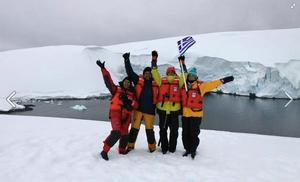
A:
179,59,188,91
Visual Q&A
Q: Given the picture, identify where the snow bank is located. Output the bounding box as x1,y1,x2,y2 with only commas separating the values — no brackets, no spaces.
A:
1,29,300,111
0,115,299,182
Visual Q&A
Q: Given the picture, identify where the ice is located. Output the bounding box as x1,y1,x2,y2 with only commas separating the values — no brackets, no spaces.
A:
71,105,87,111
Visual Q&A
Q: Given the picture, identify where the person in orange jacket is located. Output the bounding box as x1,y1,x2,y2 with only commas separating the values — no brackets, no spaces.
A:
96,60,138,161
179,55,234,159
151,55,186,154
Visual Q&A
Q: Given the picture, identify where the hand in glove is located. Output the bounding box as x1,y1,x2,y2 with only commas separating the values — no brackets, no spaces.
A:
151,50,158,68
120,92,133,111
178,55,187,72
152,50,158,58
96,60,105,68
221,76,234,84
178,55,185,64
152,50,158,57
123,52,130,60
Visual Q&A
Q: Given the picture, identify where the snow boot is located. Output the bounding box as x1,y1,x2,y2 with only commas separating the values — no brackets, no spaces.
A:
191,152,196,159
125,146,134,154
101,151,109,161
149,148,156,153
183,151,190,157
119,148,127,155
168,148,176,153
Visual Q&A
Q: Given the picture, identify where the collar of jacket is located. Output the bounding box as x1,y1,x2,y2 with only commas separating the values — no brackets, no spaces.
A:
166,75,176,83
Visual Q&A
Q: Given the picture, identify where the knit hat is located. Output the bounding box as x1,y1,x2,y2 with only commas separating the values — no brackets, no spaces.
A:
188,67,198,78
122,76,131,83
166,66,176,75
119,76,132,88
143,67,152,74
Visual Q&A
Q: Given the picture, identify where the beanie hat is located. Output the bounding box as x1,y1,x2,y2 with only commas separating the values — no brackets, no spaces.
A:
119,76,132,87
122,76,131,83
188,67,198,78
143,67,152,74
166,66,176,75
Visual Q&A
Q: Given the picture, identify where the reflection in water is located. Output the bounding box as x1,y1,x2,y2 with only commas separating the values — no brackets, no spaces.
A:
11,94,300,138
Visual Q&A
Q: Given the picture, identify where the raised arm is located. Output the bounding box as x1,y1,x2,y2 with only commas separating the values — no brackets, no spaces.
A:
96,60,117,95
199,76,234,95
178,55,188,88
150,50,162,86
123,53,139,85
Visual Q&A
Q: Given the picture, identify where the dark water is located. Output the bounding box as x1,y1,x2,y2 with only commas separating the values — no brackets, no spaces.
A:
10,94,300,138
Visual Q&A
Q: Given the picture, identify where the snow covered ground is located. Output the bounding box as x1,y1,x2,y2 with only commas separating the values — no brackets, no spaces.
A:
1,28,300,111
0,115,299,182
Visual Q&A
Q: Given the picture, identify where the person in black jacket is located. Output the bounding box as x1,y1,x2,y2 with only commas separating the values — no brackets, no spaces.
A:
123,51,159,153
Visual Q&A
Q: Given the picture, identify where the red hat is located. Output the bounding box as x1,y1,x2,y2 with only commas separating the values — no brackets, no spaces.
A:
166,66,176,75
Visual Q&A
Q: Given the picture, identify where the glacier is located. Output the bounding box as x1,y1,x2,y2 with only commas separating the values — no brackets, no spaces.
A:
1,28,300,111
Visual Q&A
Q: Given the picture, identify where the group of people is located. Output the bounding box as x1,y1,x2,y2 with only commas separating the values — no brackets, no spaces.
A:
96,51,234,161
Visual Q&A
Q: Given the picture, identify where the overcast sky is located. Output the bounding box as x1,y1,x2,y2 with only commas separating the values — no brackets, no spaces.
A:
0,0,299,51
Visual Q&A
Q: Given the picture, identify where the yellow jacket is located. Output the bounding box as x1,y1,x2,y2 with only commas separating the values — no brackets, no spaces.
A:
151,68,185,113
182,79,223,117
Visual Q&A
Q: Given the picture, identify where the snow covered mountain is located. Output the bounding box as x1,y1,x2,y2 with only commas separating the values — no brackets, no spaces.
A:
0,28,300,111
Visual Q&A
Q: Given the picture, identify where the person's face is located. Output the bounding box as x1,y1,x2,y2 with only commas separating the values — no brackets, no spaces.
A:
143,71,152,80
167,71,176,76
188,74,197,82
123,79,131,89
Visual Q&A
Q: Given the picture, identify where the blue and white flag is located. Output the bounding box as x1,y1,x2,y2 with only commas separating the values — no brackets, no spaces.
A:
177,36,196,55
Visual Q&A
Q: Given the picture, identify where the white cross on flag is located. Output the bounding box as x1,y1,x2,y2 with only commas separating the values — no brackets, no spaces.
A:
177,36,196,55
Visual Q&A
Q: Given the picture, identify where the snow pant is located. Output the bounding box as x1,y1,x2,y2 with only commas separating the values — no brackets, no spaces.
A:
102,109,131,154
181,116,202,153
157,110,179,153
127,110,156,151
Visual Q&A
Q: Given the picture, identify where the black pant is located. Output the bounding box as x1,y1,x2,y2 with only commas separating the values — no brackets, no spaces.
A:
158,110,179,152
182,116,202,153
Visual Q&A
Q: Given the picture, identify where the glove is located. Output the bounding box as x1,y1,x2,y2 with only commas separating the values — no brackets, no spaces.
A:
124,100,133,111
123,52,130,60
120,92,127,102
177,55,186,72
152,50,158,57
120,92,133,111
221,76,234,84
151,50,158,68
96,60,105,68
178,55,185,64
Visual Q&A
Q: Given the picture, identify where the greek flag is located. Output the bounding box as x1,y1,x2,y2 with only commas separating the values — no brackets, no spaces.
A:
177,36,196,55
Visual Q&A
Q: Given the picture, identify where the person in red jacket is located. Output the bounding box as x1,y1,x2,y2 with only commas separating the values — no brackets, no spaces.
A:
96,60,138,161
